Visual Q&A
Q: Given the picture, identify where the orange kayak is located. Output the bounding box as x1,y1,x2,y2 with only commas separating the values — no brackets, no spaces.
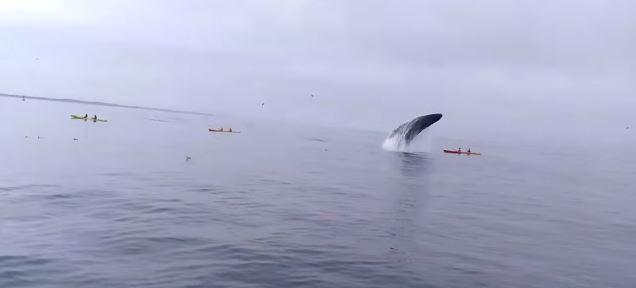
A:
444,149,481,156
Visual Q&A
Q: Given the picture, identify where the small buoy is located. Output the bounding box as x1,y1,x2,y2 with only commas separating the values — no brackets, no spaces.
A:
186,156,192,161
73,138,78,141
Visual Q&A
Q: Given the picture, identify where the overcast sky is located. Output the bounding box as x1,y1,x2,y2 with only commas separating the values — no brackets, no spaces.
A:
1,0,634,141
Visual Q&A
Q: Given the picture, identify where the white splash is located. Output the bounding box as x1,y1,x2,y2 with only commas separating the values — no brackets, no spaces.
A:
382,129,432,153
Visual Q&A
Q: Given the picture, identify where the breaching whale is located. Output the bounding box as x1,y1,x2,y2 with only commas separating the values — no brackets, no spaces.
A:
383,114,443,150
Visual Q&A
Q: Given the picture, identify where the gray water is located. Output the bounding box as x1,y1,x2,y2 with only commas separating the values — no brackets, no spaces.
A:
1,97,635,287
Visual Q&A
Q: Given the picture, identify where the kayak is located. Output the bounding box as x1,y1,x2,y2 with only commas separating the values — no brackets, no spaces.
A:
71,115,107,122
444,150,481,155
444,149,481,156
208,128,240,133
209,129,240,133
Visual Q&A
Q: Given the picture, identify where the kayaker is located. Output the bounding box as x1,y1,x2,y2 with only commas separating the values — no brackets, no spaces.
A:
84,114,88,118
458,148,462,153
467,148,471,153
93,115,97,121
228,128,233,132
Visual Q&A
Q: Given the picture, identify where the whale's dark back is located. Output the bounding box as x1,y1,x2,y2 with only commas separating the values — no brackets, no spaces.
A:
389,114,443,145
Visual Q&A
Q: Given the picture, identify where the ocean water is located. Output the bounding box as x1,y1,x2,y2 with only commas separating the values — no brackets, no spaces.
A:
1,97,635,288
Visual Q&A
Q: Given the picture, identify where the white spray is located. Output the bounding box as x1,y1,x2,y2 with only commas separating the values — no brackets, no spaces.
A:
382,129,433,153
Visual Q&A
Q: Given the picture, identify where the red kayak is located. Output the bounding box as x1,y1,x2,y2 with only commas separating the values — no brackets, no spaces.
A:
444,149,481,156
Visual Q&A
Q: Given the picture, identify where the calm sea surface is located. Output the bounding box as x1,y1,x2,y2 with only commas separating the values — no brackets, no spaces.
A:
1,97,635,287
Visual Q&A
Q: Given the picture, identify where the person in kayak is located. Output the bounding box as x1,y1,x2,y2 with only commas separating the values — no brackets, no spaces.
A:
228,128,233,132
467,148,471,153
84,114,88,119
93,115,97,122
458,148,462,153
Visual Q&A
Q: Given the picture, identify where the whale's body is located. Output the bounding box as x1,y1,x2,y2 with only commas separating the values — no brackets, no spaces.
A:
384,114,443,150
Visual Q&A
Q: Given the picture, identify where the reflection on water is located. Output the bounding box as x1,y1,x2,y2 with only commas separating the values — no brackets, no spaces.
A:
385,152,433,268
396,152,431,178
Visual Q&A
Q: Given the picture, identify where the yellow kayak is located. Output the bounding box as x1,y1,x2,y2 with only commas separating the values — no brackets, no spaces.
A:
71,115,107,122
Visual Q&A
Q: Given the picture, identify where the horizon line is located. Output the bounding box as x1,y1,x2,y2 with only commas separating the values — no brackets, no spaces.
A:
0,92,213,116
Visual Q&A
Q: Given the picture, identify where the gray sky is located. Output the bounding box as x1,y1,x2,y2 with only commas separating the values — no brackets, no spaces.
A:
1,0,634,141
